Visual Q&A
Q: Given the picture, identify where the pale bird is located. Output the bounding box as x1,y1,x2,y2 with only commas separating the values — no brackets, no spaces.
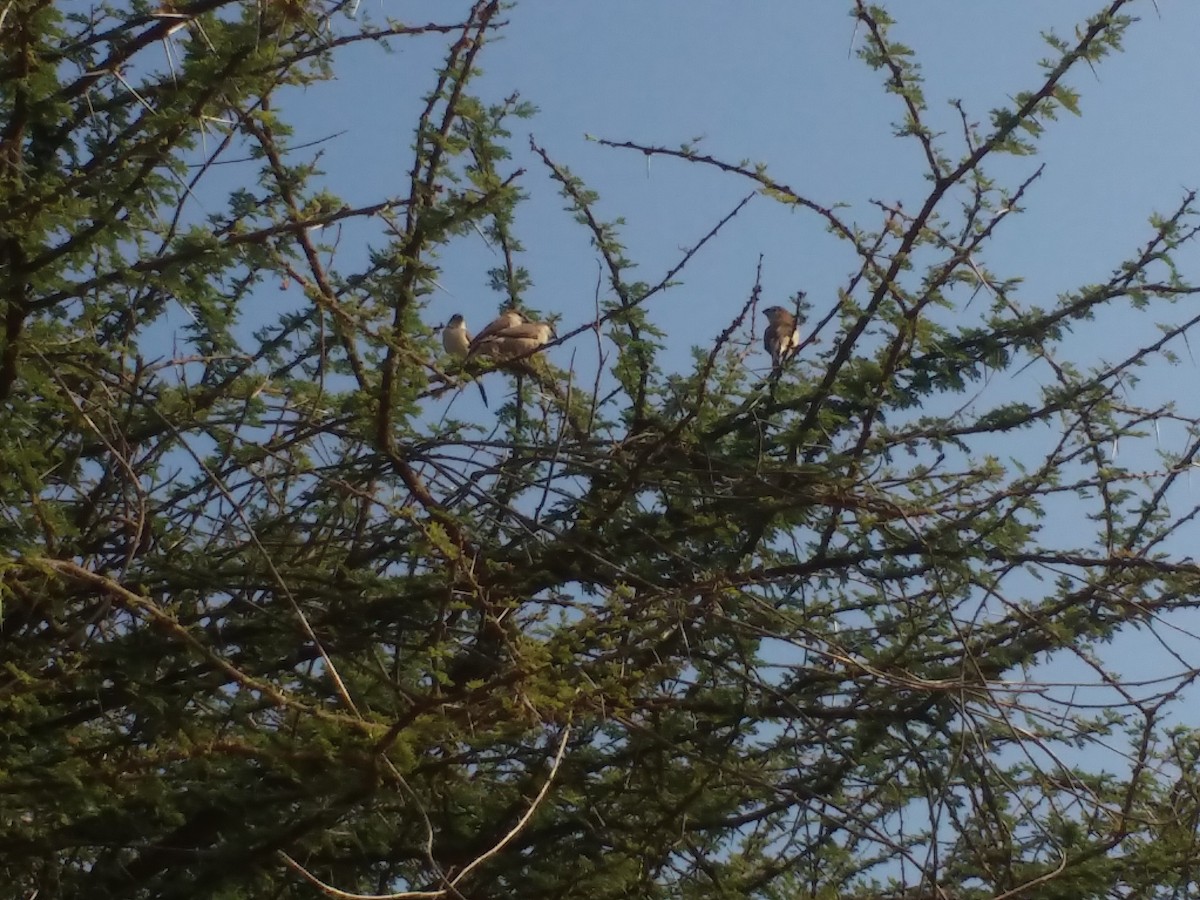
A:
441,313,488,406
762,306,801,368
442,313,471,357
467,309,524,355
469,320,554,361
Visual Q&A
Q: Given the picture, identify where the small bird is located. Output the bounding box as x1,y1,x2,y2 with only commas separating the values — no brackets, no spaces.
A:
469,320,555,361
467,309,524,355
442,313,488,406
762,306,801,368
442,313,471,357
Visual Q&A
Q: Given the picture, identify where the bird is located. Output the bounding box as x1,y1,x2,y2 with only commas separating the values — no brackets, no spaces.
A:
441,313,488,406
442,313,471,357
468,319,555,362
467,308,524,355
762,306,801,368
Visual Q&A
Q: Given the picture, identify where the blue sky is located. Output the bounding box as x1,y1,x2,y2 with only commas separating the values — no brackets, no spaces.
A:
271,5,1200,594
179,2,1200,715
235,0,1200,523
291,1,1200,368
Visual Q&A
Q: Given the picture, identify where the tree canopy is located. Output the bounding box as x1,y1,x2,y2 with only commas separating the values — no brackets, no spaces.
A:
4,1,1200,898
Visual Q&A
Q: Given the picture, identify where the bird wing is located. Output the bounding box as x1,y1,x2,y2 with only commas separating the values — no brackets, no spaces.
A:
470,322,552,361
764,321,800,366
468,311,521,351
491,322,550,341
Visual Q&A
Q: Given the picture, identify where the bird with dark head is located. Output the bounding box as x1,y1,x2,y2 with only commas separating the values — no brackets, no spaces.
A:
762,306,801,368
441,313,488,406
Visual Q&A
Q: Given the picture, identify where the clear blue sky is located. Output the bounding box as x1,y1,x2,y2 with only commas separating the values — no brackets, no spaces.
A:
293,1,1200,365
260,4,1200,706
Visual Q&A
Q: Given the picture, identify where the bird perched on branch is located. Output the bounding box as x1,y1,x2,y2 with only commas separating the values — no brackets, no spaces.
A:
439,309,555,404
443,313,471,357
470,319,555,361
442,313,488,406
762,306,801,368
467,308,525,355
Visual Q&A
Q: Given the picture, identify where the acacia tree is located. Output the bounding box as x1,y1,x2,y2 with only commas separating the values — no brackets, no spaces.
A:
4,1,1200,898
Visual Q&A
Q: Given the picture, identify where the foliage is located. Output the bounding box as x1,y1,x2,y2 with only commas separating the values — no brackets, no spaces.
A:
3,1,1200,898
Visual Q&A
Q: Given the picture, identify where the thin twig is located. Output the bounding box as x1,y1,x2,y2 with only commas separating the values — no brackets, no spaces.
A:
278,724,572,899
